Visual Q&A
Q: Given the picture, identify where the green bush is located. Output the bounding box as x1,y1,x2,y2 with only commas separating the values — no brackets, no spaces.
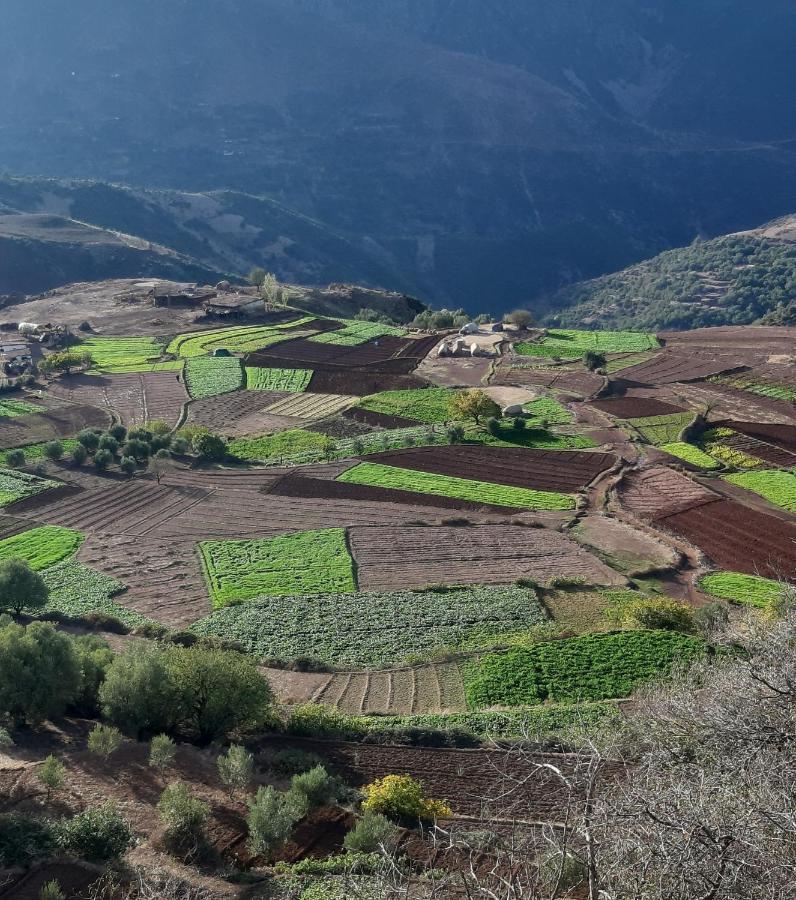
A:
149,734,177,774
93,448,113,470
268,749,326,777
343,811,398,854
0,813,55,866
217,744,254,795
157,783,209,860
71,444,88,465
55,803,133,861
119,456,137,476
608,597,695,633
0,558,48,615
247,786,299,860
5,449,24,469
97,434,118,454
43,441,64,461
192,432,227,461
87,724,123,759
77,429,100,452
289,765,339,811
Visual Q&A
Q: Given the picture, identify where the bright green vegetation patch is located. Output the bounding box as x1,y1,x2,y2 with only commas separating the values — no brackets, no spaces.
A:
473,428,596,450
660,442,720,469
699,428,762,469
94,360,184,375
699,571,783,609
0,439,79,465
309,321,405,345
192,585,548,667
463,630,706,707
603,351,659,374
80,336,164,372
0,525,84,571
198,528,356,607
184,356,243,399
517,329,659,359
0,398,45,417
339,462,575,510
711,374,796,403
724,469,796,512
0,469,59,506
245,367,312,392
167,320,315,358
358,388,459,424
228,428,329,462
42,561,148,627
523,396,572,425
627,412,694,445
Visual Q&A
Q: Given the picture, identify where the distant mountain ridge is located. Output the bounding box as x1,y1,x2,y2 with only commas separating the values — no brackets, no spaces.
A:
545,216,796,332
1,1,796,311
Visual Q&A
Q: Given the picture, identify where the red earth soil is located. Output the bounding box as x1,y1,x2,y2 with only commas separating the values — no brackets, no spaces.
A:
492,363,605,397
0,512,32,539
588,396,686,418
185,389,288,430
307,368,427,395
249,333,438,369
275,806,356,863
616,466,717,520
719,432,796,467
0,402,113,449
348,524,623,591
343,406,422,428
268,473,518,513
659,325,796,354
362,446,616,493
615,352,745,385
688,381,796,422
721,421,796,453
655,499,796,580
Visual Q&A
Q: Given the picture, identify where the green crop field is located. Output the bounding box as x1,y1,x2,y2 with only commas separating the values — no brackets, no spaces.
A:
338,462,575,510
42,560,148,627
0,469,59,506
516,329,659,358
626,412,694,445
0,440,80,466
0,525,84,571
660,442,720,469
698,572,783,609
309,321,405,345
0,398,45,417
166,319,315,358
192,585,548,667
227,428,331,462
524,396,572,425
244,367,312,392
699,428,762,469
80,336,165,372
724,469,796,512
711,375,796,403
198,528,356,606
184,356,243,399
95,360,184,375
358,388,460,423
464,630,705,707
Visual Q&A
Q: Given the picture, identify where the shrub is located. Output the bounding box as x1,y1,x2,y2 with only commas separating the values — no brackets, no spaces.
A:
55,803,133,861
150,734,177,774
77,429,100,452
39,881,64,900
513,416,526,431
289,765,339,811
192,432,227,461
71,444,88,465
127,428,152,443
0,813,55,866
268,749,325,777
5,449,24,469
612,597,695,633
217,744,254,796
119,456,137,476
486,416,501,436
157,783,209,860
343,811,399,853
446,425,465,444
38,755,66,801
43,441,64,461
361,774,451,823
71,635,114,716
87,724,123,759
97,434,118,454
108,424,127,442
0,727,13,749
247,786,299,860
93,448,113,470
148,420,172,437
123,439,150,462
0,558,49,615
583,349,607,371
170,436,190,455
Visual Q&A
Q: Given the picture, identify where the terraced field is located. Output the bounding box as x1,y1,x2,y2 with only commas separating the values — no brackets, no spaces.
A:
516,329,659,358
262,392,358,420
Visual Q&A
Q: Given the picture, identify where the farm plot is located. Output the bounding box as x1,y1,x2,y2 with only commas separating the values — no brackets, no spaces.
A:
348,524,625,591
464,630,705,707
659,442,720,469
166,320,317,357
603,351,660,374
516,329,659,358
343,407,420,428
0,397,45,417
245,367,312,392
250,335,404,367
724,469,796,512
307,368,427,397
363,446,616,492
41,560,148,627
309,321,406,345
0,469,59,506
228,428,330,462
263,392,357,420
48,372,188,427
184,356,243,399
710,373,796,403
357,388,458,423
698,572,783,609
655,499,796,580
192,585,548,667
338,463,575,510
0,438,79,466
491,362,605,398
79,335,165,372
0,403,112,449
199,528,356,606
184,390,296,436
588,397,685,419
721,421,796,454
675,382,796,425
77,533,210,626
698,428,763,469
616,351,741,385
0,524,83,570
616,466,716,519
711,432,796,468
627,412,694,445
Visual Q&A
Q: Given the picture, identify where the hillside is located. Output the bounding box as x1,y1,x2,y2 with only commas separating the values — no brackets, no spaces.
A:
545,216,796,331
2,1,796,310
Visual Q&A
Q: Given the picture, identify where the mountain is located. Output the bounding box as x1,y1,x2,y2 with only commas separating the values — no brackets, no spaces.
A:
544,216,796,331
2,1,796,311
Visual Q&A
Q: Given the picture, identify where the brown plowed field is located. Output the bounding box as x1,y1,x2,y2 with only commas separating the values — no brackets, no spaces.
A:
249,334,435,369
0,403,112,449
307,368,426,396
719,433,796,467
269,473,517,513
655,499,796,581
0,513,33,539
616,352,744,385
259,737,589,821
588,397,686,418
616,467,717,520
721,421,796,453
342,406,421,428
683,381,796,423
349,524,625,591
659,325,796,356
77,533,210,626
363,446,616,492
49,372,188,427
492,363,604,397
185,390,290,433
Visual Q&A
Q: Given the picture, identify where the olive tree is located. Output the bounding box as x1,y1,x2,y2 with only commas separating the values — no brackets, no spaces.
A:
0,558,48,615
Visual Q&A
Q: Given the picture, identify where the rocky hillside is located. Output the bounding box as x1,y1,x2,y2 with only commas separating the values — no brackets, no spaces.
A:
545,216,796,331
1,1,796,311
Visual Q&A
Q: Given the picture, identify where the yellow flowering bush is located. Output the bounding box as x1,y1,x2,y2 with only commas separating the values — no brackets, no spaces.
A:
361,774,452,823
